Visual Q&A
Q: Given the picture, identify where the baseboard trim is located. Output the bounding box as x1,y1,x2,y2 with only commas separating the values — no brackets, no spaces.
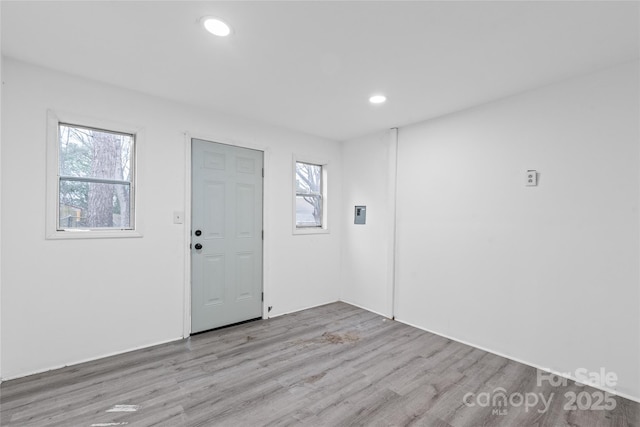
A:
267,299,341,319
394,317,640,404
1,336,184,383
339,298,392,319
4,306,638,405
2,301,342,383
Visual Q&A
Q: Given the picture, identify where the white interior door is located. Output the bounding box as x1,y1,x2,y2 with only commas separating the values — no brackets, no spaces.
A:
191,139,263,333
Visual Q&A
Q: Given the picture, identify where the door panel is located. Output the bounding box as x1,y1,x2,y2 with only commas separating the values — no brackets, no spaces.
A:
236,252,254,300
236,156,256,174
236,183,255,238
204,181,225,239
203,254,225,305
191,139,263,333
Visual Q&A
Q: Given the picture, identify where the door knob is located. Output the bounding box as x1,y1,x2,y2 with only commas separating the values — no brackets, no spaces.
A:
195,230,202,236
194,243,203,250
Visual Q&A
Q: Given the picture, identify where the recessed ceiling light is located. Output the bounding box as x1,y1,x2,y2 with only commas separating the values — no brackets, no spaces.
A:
369,95,387,104
202,17,231,37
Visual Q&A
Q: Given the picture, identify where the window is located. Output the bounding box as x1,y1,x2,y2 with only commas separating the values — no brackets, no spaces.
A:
46,111,140,239
294,160,328,233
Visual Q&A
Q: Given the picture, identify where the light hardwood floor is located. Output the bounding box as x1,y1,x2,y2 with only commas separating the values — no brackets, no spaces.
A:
1,302,638,426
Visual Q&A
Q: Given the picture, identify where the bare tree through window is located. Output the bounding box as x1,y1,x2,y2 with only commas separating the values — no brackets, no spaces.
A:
58,124,134,229
295,162,322,227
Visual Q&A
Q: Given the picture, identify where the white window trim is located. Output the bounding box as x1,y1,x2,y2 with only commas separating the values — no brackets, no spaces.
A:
292,155,329,235
46,109,143,239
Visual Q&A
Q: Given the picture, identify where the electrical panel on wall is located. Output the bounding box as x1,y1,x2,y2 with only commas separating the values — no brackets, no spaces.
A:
354,206,366,224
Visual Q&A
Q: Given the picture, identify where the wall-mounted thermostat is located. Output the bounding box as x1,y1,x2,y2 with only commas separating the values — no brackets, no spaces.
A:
354,206,366,224
526,170,538,186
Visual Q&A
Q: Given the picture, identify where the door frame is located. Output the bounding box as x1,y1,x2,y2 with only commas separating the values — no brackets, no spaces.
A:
182,132,271,337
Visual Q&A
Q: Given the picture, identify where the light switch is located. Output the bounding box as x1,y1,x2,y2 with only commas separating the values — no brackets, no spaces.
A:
173,211,184,224
526,170,538,186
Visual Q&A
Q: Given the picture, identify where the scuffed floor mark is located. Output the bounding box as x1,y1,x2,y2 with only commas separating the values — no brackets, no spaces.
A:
320,331,359,344
305,372,327,384
292,331,360,349
105,404,140,413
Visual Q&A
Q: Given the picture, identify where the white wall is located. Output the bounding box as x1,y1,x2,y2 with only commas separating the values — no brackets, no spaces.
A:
395,61,640,400
340,129,394,317
0,58,342,380
3,55,638,403
0,5,3,381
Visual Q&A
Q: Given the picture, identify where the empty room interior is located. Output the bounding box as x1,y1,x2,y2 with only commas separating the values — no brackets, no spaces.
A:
1,1,639,426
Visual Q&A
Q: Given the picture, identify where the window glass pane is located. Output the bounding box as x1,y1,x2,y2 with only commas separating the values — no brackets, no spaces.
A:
295,162,321,195
296,195,322,227
58,123,134,231
59,180,131,229
59,124,133,181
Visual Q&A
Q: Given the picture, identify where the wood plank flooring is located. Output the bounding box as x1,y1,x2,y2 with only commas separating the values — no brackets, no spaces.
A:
1,302,638,426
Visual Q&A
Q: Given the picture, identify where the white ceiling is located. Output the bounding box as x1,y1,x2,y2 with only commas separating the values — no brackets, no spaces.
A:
2,1,639,141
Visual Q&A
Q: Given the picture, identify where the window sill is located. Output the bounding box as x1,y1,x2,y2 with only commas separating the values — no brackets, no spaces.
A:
46,230,143,240
293,227,330,236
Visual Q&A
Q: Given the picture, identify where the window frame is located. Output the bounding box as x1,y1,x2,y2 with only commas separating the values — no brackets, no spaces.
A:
46,110,143,239
292,156,329,235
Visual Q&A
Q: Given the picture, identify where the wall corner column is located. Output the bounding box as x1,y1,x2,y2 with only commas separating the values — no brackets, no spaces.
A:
386,128,398,319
